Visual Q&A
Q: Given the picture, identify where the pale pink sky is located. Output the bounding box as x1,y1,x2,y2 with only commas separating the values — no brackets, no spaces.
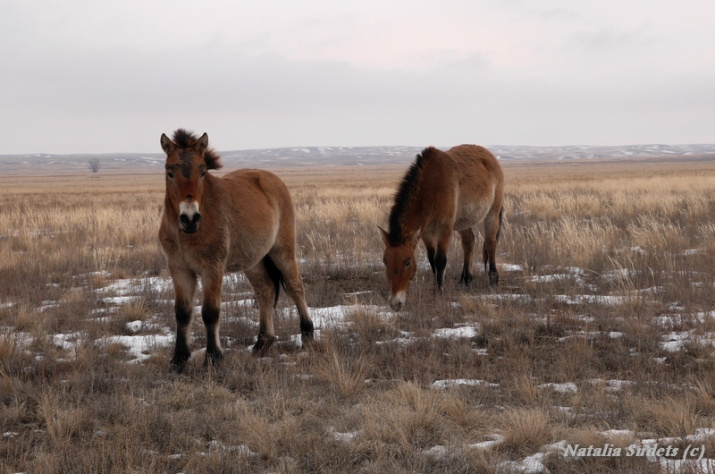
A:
1,0,713,153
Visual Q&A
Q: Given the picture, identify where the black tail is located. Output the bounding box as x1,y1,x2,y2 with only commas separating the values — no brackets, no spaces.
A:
496,206,504,242
263,255,286,307
484,206,504,270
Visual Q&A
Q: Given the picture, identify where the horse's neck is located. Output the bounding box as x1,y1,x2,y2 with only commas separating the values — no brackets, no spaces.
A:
401,189,428,239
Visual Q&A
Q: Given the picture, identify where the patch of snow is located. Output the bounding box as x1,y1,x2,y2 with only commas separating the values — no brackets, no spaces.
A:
287,304,393,329
539,382,578,393
469,434,505,450
553,294,632,305
422,445,448,457
101,296,142,305
500,264,524,272
588,379,634,392
327,427,360,443
99,333,174,363
206,440,257,457
499,452,549,474
433,326,478,339
432,379,499,389
53,332,86,350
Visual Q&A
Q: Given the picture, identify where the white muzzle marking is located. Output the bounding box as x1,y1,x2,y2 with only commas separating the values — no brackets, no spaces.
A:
179,200,201,232
389,290,407,310
179,200,199,219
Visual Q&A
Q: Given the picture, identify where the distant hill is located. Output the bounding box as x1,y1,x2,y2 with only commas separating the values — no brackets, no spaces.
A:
2,144,714,172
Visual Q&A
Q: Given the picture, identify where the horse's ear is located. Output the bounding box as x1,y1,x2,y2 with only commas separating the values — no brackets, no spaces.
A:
406,227,422,248
378,226,390,247
160,133,174,155
197,133,209,153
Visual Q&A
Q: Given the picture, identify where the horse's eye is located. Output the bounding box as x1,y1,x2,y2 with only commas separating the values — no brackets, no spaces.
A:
404,258,411,268
167,171,174,179
200,170,206,178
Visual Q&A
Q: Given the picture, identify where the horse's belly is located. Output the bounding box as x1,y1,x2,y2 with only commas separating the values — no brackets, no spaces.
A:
454,201,490,231
224,230,276,272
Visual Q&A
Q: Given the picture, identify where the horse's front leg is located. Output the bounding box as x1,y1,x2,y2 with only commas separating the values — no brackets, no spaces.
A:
201,267,224,366
435,230,452,291
169,266,197,371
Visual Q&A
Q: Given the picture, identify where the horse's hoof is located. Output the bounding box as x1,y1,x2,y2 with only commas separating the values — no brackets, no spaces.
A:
252,334,277,358
489,272,499,286
300,332,317,349
169,359,188,373
204,350,223,367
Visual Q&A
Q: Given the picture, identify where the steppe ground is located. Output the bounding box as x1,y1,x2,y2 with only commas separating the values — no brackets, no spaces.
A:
2,155,715,473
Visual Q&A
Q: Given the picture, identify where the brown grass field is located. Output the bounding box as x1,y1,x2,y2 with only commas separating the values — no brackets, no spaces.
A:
2,155,715,473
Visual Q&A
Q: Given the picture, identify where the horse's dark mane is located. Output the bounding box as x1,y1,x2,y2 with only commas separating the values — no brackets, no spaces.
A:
172,129,223,170
387,147,433,245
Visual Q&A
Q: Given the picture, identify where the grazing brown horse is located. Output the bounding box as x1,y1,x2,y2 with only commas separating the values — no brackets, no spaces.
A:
379,145,504,310
159,129,314,370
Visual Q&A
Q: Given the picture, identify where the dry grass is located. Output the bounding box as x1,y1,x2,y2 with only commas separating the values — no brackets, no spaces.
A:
2,156,715,472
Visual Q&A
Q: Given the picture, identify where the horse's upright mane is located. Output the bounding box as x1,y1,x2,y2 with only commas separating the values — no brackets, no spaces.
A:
172,129,223,170
387,147,434,245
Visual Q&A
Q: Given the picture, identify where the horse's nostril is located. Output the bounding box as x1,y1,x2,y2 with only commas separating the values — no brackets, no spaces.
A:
179,214,190,226
193,213,201,225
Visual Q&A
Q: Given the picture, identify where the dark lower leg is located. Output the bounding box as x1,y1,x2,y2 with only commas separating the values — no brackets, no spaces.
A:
435,249,447,290
484,239,499,285
171,303,192,370
459,229,475,285
201,304,223,365
426,246,437,274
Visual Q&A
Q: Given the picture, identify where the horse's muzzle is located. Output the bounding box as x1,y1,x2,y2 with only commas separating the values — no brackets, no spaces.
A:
389,291,406,311
179,212,201,233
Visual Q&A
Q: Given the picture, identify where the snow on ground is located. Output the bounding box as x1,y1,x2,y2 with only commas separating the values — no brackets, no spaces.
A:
421,427,715,473
431,379,499,389
432,325,479,339
539,382,578,394
9,262,711,366
7,262,715,470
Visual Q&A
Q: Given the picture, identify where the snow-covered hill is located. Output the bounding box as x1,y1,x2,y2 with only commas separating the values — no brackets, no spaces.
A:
2,144,714,172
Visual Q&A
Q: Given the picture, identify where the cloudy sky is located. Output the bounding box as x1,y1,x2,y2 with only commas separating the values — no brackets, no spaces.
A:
1,0,713,154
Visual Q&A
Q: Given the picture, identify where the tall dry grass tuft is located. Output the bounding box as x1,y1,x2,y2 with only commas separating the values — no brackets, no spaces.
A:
315,344,372,398
498,407,554,455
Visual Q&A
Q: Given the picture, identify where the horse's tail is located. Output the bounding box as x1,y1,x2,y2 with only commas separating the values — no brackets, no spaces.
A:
496,206,504,242
483,206,504,269
263,255,287,307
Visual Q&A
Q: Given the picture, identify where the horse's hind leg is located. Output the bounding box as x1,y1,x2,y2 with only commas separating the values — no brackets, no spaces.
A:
424,241,437,274
458,228,475,285
169,266,197,371
200,267,225,366
483,207,502,285
244,262,279,357
270,252,314,346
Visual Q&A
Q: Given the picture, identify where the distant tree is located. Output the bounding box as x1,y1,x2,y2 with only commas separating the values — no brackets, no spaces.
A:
88,157,101,173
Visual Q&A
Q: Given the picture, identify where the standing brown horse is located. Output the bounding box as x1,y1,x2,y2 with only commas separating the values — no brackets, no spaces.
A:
379,145,504,310
159,129,314,370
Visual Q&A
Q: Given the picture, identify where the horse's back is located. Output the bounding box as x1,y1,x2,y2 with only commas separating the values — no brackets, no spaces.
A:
446,145,502,179
445,145,504,230
218,169,296,271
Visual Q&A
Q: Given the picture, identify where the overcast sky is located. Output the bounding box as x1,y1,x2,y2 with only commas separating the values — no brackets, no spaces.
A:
1,0,713,154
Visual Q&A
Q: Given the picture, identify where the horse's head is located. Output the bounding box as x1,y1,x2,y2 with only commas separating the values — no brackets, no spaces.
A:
379,226,421,311
160,129,222,234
